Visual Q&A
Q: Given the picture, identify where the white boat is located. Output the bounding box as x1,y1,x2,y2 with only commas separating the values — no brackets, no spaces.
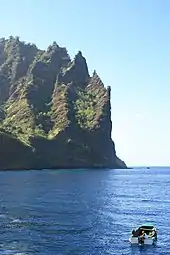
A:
129,224,157,245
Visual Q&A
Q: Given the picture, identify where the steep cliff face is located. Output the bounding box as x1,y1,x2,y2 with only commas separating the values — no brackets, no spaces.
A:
0,36,126,169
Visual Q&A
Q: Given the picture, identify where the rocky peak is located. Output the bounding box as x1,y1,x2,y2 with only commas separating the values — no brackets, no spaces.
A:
74,51,83,63
47,41,59,52
25,44,71,112
0,37,39,104
106,86,111,99
90,70,104,88
57,51,89,87
73,51,89,77
46,43,70,65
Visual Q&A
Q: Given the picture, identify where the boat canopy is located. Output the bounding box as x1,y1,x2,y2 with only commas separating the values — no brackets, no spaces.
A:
138,224,155,231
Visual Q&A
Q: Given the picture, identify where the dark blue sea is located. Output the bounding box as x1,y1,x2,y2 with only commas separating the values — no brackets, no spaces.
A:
0,167,169,255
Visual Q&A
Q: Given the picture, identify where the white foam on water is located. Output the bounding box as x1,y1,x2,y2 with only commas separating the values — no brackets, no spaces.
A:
11,219,22,223
0,252,27,255
14,253,28,255
0,214,7,218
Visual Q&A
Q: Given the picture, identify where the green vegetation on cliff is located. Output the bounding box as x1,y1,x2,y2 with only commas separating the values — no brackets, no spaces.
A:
0,36,126,169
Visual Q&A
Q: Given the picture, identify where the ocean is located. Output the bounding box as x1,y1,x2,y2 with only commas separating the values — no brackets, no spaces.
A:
0,167,169,254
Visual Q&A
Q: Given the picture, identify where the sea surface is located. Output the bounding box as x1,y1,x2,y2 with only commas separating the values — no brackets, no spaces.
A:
0,167,169,255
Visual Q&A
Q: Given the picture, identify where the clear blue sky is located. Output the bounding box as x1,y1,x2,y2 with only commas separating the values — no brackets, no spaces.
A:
0,0,170,166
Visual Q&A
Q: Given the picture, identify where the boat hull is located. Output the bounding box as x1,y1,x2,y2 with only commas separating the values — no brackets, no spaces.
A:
129,236,156,245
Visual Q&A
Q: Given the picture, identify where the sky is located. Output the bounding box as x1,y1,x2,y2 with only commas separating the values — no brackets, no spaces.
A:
0,0,170,166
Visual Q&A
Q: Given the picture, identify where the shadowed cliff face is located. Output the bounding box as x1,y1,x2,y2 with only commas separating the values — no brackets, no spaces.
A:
0,36,126,170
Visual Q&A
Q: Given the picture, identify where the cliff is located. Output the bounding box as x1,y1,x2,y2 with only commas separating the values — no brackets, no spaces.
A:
0,36,126,169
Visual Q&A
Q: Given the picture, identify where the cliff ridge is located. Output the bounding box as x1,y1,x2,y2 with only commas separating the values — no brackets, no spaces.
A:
0,36,126,169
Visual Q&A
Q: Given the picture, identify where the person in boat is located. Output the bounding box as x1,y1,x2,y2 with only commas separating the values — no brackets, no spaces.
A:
141,230,148,238
138,230,148,244
132,228,141,237
132,229,136,236
149,228,156,238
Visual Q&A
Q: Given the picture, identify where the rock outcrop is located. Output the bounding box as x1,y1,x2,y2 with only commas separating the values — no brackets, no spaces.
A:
0,36,126,169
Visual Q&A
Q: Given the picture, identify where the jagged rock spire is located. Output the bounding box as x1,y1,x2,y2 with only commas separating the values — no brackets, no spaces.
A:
57,51,89,87
107,85,111,99
90,70,104,88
